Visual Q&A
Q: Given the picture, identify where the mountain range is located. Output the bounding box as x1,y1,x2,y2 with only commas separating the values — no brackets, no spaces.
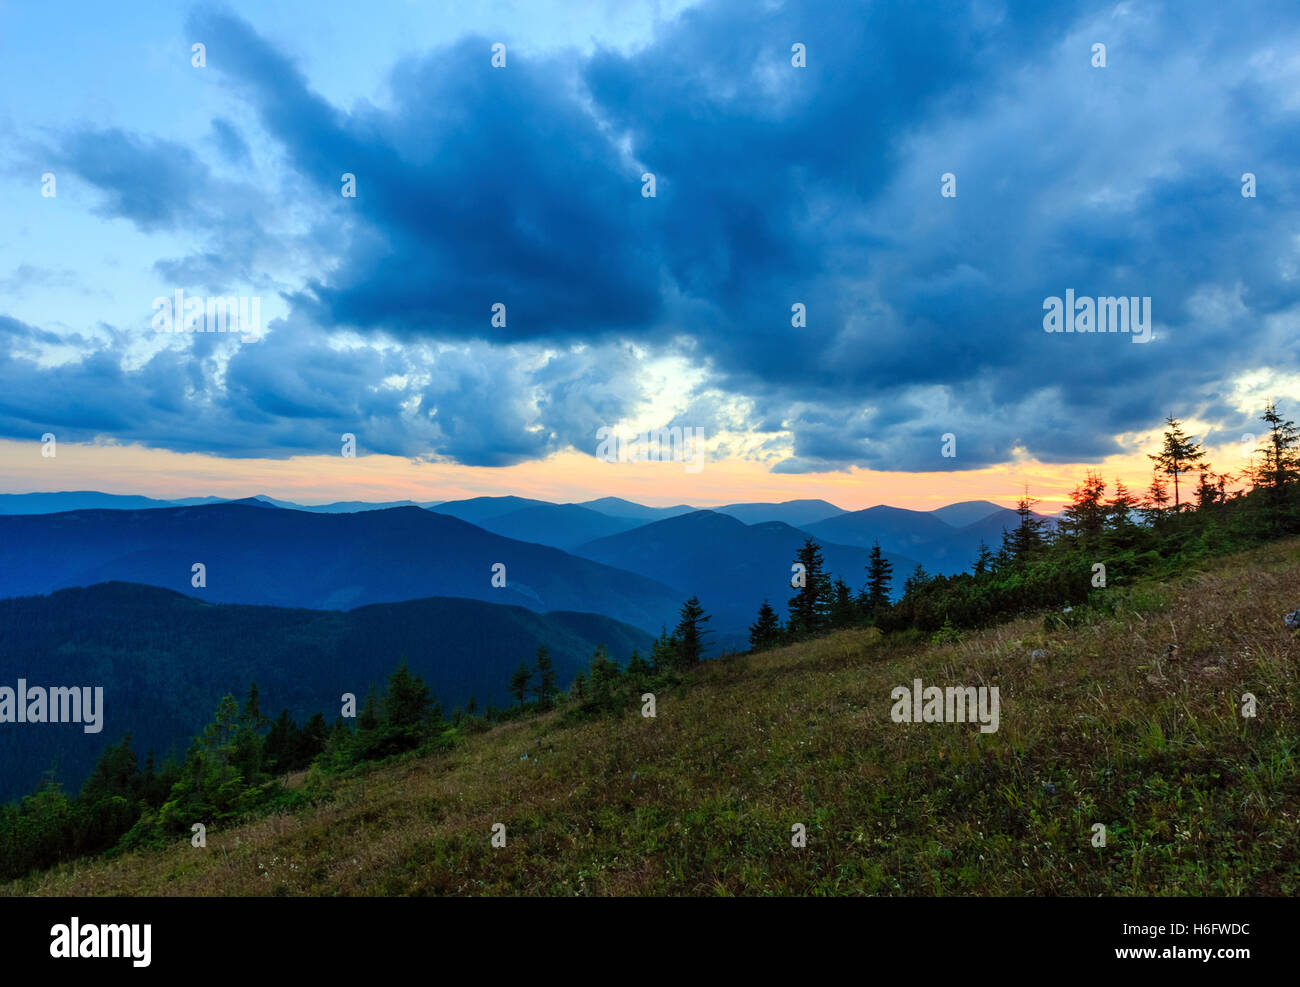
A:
0,496,1037,645
0,494,1034,595
0,494,1037,610
0,503,683,632
572,510,920,647
0,491,1047,796
801,502,1044,576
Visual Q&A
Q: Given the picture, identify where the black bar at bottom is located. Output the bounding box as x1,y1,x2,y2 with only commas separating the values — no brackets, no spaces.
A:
0,896,1279,976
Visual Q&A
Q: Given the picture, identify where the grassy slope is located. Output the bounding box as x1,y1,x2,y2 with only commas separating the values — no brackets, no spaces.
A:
9,539,1300,896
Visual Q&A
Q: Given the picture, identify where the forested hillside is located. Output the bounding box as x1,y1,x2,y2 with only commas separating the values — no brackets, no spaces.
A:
0,583,652,800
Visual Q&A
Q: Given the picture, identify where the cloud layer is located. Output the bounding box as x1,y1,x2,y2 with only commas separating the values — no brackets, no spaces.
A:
5,0,1300,472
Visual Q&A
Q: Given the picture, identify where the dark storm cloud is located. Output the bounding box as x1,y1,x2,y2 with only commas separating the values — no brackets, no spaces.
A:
187,7,663,343
8,0,1300,471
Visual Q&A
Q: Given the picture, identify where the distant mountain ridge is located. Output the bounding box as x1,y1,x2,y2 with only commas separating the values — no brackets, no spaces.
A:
803,504,1051,576
253,497,439,512
710,499,845,526
428,496,554,524
577,497,700,521
928,500,1009,527
573,510,920,647
804,505,954,554
464,503,645,550
0,503,681,633
0,491,230,513
0,491,1046,582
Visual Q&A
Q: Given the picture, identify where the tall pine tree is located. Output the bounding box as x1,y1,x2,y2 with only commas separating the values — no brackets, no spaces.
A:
509,662,532,708
859,540,893,619
1148,416,1205,512
534,645,556,708
748,599,782,651
673,596,712,667
1250,401,1300,530
1004,490,1047,562
787,538,830,637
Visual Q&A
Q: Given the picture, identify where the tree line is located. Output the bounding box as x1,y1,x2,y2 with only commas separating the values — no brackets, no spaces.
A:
510,403,1300,720
745,403,1300,645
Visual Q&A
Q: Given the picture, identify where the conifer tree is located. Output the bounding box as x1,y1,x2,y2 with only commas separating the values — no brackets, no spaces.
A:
569,670,587,702
1106,480,1140,529
626,648,651,681
1195,469,1231,510
1143,471,1170,521
241,682,269,731
830,576,856,627
673,596,712,667
298,713,328,766
383,661,432,731
264,709,299,775
1006,491,1047,561
748,599,782,651
357,685,380,732
232,683,267,783
860,540,894,618
160,694,248,832
534,645,556,708
79,734,140,807
381,661,435,753
1250,401,1300,530
587,643,622,707
649,626,679,674
902,563,929,597
1059,471,1106,542
1148,416,1205,512
509,661,532,708
348,685,383,762
787,538,830,637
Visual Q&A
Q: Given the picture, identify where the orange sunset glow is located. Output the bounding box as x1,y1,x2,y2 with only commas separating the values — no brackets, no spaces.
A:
0,433,1261,514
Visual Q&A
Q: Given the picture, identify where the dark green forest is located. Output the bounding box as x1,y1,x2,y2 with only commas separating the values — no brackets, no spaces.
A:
0,588,652,802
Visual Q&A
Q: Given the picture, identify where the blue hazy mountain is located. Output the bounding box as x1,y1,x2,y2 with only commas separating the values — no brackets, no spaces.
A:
927,500,1010,528
253,496,438,512
803,505,956,555
0,504,681,632
0,491,1049,588
573,510,920,647
0,491,447,514
804,504,1051,576
711,499,845,526
428,495,555,525
465,502,646,550
576,497,700,521
0,491,230,513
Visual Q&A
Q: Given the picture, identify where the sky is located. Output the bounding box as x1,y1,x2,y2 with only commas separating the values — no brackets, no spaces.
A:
1,0,1298,511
